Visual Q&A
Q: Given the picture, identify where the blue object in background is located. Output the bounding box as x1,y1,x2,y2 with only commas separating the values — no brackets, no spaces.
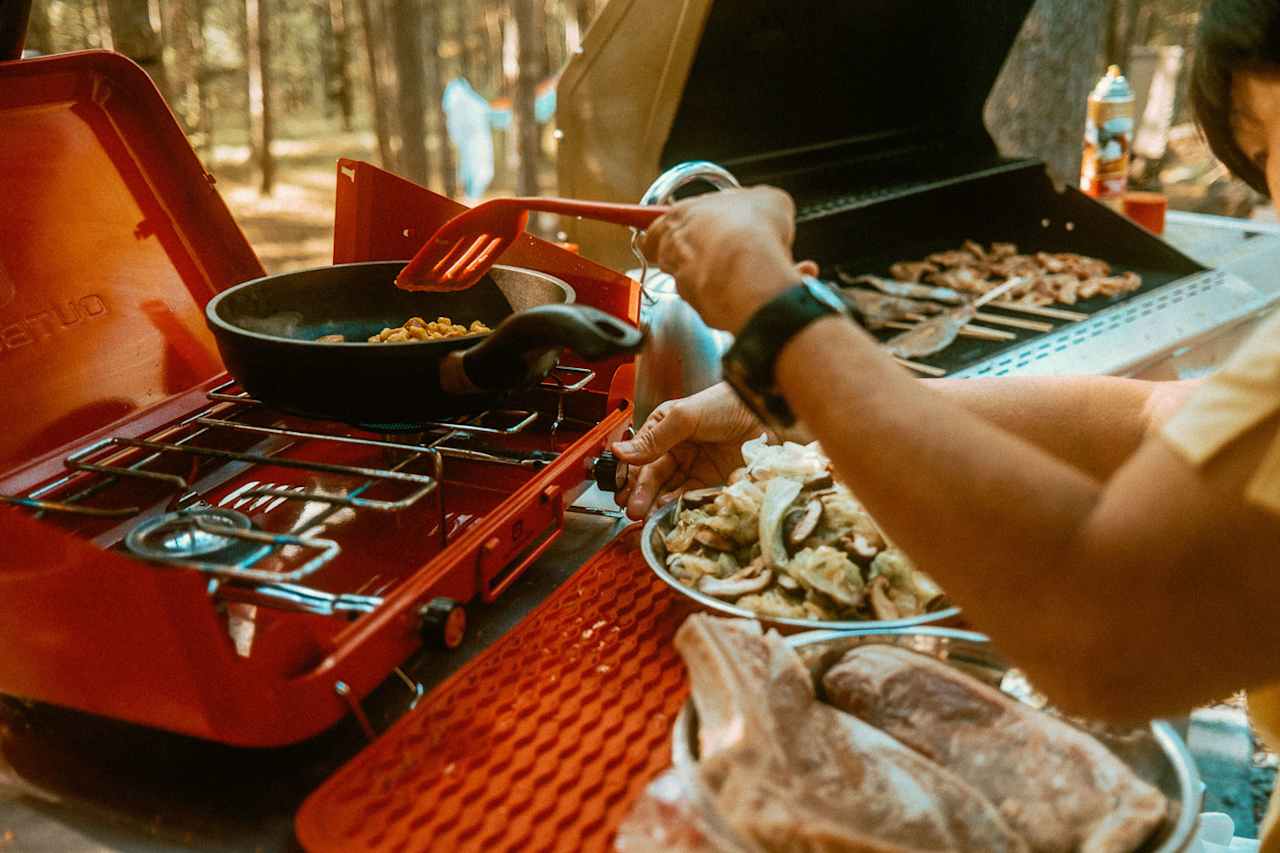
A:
442,76,558,201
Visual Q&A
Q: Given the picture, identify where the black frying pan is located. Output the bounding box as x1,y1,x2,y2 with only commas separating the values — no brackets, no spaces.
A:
205,261,643,424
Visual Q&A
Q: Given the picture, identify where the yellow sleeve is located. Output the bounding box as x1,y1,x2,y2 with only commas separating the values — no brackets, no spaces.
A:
1160,309,1280,515
1161,310,1280,851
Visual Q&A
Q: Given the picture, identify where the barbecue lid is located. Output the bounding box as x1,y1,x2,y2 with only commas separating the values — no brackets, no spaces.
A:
0,50,263,477
659,0,1036,191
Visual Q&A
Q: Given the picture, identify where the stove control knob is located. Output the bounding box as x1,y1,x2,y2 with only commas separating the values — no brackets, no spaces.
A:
591,450,628,493
419,597,466,650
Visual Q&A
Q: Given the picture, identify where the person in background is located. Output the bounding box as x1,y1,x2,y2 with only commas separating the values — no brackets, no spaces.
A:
615,0,1280,846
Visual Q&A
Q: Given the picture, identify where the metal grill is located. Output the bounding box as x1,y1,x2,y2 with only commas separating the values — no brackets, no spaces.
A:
0,366,600,617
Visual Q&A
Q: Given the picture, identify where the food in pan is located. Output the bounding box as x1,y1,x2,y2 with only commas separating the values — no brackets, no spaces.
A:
313,316,492,344
367,316,491,343
824,646,1168,853
886,240,1142,307
662,436,947,622
670,615,1168,853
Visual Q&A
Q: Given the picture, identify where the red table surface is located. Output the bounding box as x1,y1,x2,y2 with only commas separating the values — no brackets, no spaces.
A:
296,525,697,852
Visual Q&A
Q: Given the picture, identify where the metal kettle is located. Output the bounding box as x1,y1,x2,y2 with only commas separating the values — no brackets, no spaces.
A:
628,161,740,427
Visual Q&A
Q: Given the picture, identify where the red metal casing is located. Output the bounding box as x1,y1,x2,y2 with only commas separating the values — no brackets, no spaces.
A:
0,50,639,746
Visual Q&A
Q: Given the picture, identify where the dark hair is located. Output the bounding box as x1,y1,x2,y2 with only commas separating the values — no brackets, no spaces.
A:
1192,0,1280,196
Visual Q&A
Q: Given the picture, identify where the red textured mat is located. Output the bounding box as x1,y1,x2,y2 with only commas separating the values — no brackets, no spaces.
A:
295,526,695,852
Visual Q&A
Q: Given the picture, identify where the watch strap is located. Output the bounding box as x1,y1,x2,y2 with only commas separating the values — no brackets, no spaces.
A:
722,277,850,427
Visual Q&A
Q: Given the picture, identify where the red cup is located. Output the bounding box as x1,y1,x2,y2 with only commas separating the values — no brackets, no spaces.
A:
1123,192,1168,235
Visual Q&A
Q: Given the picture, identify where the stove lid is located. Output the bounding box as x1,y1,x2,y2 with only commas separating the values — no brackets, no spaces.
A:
659,0,1036,188
0,51,263,477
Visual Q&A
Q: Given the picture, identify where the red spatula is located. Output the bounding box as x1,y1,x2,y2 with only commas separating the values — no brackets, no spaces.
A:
395,197,673,292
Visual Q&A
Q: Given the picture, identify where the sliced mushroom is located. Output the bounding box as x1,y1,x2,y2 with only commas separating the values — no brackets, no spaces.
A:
785,498,823,548
925,594,953,613
698,568,773,599
759,478,804,569
867,575,900,621
776,573,800,591
803,471,834,491
664,522,699,554
839,533,879,559
680,487,723,508
666,553,720,583
787,546,864,608
693,527,736,552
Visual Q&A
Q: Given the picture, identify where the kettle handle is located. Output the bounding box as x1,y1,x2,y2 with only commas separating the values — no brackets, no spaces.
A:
638,161,741,207
630,161,741,304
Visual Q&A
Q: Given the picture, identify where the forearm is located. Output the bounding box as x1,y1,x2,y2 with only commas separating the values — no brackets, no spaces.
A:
920,376,1200,479
776,318,1102,626
774,319,1262,719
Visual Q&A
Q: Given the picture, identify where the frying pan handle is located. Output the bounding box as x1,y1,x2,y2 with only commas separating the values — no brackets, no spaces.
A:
452,304,643,392
1,0,32,61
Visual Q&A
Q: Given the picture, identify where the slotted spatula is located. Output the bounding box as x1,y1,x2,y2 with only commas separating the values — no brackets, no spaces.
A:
396,197,674,292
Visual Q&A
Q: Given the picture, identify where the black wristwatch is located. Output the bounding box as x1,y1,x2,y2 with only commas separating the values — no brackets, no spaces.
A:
722,276,852,428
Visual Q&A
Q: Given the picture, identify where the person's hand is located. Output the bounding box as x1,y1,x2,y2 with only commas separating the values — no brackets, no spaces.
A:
611,383,762,520
640,186,804,333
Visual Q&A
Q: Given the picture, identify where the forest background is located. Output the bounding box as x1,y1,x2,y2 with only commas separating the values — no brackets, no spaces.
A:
20,0,1265,273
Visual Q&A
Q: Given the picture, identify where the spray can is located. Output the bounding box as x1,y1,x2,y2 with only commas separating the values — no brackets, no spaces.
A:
1080,65,1135,205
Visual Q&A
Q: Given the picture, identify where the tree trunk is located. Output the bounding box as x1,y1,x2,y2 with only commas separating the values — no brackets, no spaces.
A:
985,0,1110,186
487,0,505,97
26,0,53,55
456,0,473,82
106,0,169,101
329,0,355,130
93,0,114,49
1105,0,1140,69
164,0,199,130
194,0,214,158
571,0,591,49
511,0,539,196
392,0,429,185
245,0,275,194
316,0,336,118
426,0,456,196
356,0,396,168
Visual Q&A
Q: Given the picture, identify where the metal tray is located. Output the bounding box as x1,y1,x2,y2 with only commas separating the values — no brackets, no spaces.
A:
641,500,962,632
672,627,1201,853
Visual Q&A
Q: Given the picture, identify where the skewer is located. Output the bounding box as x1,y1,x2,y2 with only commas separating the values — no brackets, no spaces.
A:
891,357,947,377
970,311,1053,333
988,300,1088,322
890,318,1015,342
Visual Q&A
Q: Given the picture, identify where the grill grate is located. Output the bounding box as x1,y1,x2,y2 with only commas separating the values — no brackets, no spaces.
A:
0,367,601,617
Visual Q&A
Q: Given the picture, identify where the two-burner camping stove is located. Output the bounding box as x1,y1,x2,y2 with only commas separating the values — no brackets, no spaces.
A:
0,49,639,752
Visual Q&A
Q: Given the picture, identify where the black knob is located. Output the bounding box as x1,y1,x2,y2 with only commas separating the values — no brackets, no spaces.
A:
592,450,627,492
419,597,466,649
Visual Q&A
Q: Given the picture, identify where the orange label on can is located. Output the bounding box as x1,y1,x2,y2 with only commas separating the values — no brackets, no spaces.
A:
1081,94,1134,200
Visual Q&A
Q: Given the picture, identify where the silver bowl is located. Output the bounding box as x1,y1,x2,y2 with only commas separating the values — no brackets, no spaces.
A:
671,627,1201,853
642,499,963,632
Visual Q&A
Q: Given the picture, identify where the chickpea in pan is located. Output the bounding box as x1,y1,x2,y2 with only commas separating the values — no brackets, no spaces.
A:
314,316,492,343
367,316,492,343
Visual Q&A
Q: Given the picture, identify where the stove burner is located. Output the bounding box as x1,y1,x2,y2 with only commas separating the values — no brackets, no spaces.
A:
125,507,253,562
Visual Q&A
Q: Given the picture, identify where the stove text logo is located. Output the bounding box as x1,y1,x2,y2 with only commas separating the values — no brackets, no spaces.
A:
0,295,110,354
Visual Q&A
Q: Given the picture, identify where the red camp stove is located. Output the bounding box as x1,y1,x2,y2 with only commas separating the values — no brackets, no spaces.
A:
0,49,639,749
